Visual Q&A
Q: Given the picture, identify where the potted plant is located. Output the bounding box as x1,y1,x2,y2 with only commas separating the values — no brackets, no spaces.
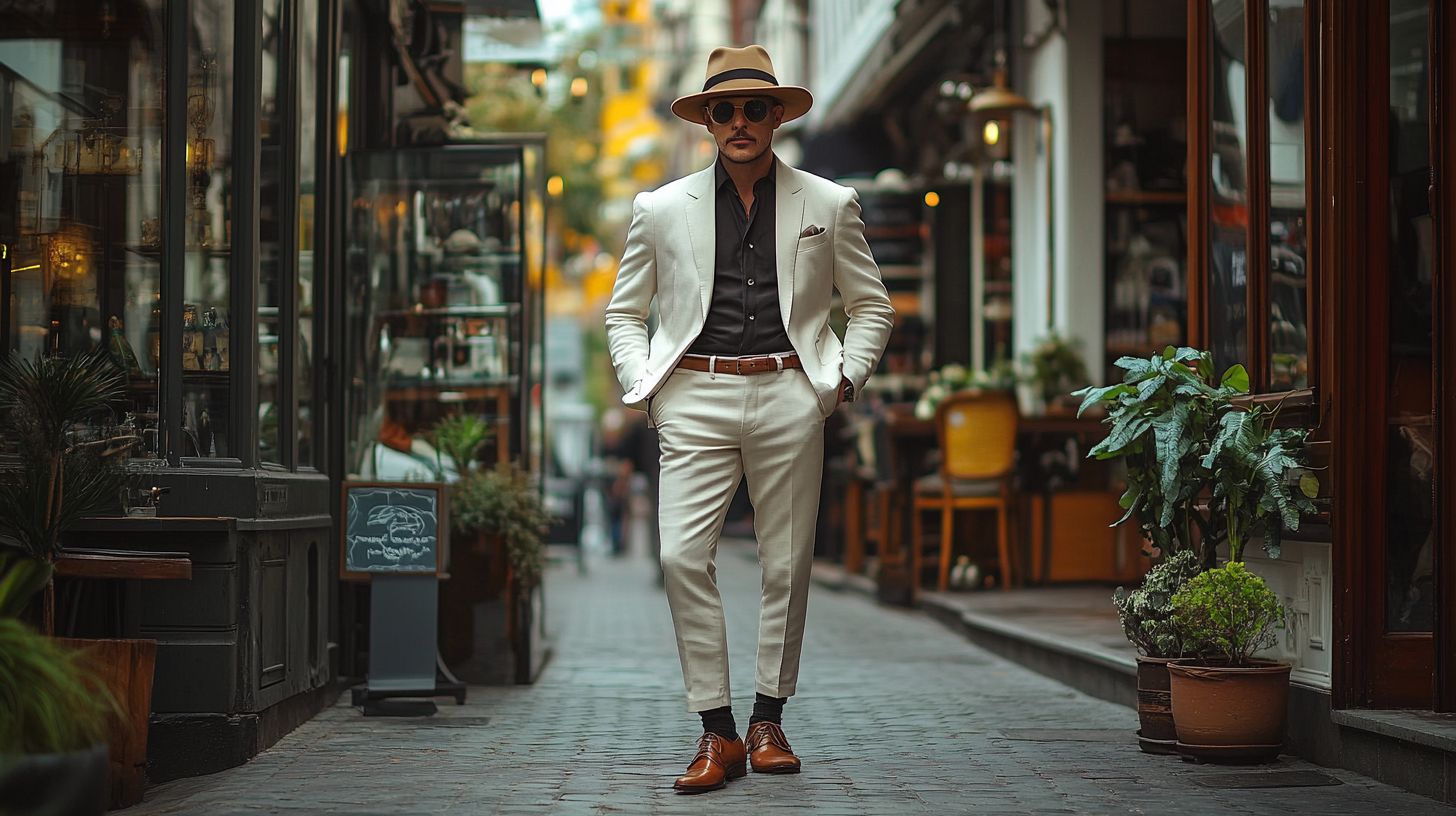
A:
1021,332,1090,415
1075,346,1247,750
1111,550,1204,753
428,413,493,478
439,459,553,684
1165,563,1289,762
1075,346,1248,568
0,553,120,816
0,350,153,805
0,351,132,627
1163,397,1318,763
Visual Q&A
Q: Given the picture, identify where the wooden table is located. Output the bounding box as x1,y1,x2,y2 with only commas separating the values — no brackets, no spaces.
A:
54,549,193,581
875,405,1113,600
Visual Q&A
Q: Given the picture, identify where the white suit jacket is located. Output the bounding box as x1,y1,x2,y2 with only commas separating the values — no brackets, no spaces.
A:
605,157,895,417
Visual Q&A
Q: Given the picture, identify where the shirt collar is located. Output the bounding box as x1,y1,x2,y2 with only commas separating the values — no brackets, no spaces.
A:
715,154,776,193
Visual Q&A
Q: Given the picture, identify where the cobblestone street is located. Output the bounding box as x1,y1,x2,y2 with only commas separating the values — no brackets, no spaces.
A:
131,544,1453,815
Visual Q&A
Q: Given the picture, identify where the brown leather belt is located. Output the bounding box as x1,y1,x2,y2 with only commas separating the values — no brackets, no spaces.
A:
677,353,801,375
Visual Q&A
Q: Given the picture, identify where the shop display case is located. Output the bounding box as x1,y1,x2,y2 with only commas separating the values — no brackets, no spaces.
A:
344,144,544,481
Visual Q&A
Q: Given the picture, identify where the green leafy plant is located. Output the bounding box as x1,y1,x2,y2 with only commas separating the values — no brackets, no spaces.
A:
1074,347,1248,567
0,351,134,563
1171,562,1285,667
451,462,554,587
430,414,494,475
1113,550,1206,658
1022,332,1090,407
1202,403,1320,562
0,553,120,757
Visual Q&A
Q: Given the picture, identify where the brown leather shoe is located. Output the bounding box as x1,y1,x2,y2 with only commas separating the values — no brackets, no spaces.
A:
673,733,747,793
745,721,801,774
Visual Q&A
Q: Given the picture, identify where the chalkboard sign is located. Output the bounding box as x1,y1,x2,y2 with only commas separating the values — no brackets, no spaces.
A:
341,482,449,579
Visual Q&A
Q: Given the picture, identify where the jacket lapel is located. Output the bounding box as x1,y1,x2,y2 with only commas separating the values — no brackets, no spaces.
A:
684,166,716,320
775,158,805,331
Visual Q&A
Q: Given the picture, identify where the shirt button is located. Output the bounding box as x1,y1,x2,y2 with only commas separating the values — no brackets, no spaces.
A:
748,243,754,249
749,315,755,320
748,279,755,285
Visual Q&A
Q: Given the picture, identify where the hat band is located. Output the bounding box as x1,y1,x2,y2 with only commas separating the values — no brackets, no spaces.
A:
702,67,778,92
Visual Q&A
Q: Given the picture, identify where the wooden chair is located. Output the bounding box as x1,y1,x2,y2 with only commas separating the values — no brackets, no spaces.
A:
911,390,1019,593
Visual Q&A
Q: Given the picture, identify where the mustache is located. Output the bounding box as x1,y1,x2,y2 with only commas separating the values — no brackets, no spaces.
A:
727,131,756,142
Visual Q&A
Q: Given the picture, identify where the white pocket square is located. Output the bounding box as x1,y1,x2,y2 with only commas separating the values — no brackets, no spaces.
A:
799,225,825,238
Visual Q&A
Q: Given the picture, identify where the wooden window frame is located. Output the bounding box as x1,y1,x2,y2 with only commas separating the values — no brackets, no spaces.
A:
1187,0,1319,411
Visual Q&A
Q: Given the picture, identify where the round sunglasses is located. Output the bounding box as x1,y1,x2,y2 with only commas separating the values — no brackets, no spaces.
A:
708,99,773,125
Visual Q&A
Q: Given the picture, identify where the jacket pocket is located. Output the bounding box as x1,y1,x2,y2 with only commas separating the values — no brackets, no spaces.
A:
797,232,831,252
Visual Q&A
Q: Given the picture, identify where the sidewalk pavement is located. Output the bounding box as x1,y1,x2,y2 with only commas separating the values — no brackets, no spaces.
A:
130,542,1452,815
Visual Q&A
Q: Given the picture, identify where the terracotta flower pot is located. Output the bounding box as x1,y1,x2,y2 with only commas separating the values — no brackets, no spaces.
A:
1168,659,1290,759
1135,656,1180,752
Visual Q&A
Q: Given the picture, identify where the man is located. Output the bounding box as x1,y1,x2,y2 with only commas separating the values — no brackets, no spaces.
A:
605,45,894,794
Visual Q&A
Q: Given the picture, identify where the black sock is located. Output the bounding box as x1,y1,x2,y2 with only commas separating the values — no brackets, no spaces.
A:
699,706,738,741
749,693,786,726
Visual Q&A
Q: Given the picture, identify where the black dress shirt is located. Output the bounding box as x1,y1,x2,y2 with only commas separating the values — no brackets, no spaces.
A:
686,159,794,356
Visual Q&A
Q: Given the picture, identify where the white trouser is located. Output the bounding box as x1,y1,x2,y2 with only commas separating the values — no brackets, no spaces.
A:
651,365,826,712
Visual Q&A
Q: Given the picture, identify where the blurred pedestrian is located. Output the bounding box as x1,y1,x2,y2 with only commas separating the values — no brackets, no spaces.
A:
604,45,894,794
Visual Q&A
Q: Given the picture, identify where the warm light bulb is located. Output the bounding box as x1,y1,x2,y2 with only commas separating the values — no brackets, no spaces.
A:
570,77,588,97
924,191,941,208
983,120,1000,146
547,175,564,195
531,69,547,87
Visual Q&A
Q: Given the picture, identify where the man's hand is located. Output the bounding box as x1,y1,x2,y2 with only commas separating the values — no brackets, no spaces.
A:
838,377,854,405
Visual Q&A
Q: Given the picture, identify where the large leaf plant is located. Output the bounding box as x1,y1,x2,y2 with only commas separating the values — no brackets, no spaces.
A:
1074,347,1248,568
1202,399,1320,562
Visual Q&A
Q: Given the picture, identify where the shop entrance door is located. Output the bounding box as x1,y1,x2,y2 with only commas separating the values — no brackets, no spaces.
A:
1341,0,1456,710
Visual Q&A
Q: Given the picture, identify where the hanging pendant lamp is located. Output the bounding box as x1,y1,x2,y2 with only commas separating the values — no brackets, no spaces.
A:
969,65,1036,115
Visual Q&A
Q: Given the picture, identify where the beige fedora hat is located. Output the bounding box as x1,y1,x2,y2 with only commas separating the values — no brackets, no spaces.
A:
671,45,813,124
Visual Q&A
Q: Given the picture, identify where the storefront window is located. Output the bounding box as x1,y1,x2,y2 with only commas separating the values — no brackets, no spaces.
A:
1384,0,1434,633
0,1,166,455
1208,0,1249,378
185,0,234,458
298,0,318,468
258,0,283,464
346,148,531,481
1266,0,1307,390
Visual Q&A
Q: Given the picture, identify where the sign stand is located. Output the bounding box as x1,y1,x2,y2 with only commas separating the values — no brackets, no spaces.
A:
341,482,465,716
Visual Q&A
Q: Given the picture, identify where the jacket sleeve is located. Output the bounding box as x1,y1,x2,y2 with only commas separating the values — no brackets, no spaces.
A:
604,192,657,397
833,187,895,392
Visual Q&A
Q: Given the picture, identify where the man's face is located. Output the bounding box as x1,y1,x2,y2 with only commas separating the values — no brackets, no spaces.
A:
703,96,784,164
